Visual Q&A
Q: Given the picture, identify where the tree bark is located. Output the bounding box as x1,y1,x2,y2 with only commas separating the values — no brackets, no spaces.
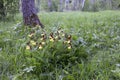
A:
59,0,63,12
21,0,44,28
0,0,5,20
72,0,78,10
65,0,69,10
48,0,52,11
81,0,86,9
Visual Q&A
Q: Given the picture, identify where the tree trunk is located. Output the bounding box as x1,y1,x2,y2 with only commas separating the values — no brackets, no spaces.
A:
77,0,81,10
81,0,86,10
78,0,86,10
107,0,112,9
21,0,44,28
48,0,52,11
72,0,77,10
90,0,98,11
59,0,63,12
65,0,69,10
0,0,5,20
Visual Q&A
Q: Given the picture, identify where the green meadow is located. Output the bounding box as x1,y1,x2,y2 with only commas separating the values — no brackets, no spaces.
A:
0,11,120,80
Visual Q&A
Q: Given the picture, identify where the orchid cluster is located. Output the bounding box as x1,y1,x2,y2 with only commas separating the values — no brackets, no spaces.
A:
26,27,72,50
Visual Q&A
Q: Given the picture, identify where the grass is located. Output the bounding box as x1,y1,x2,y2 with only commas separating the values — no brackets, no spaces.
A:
0,10,120,80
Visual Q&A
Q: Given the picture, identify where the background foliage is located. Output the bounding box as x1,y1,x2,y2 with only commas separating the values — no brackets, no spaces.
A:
1,0,120,21
0,0,19,21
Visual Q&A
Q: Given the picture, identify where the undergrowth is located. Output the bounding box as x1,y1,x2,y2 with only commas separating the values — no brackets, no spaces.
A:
0,11,120,80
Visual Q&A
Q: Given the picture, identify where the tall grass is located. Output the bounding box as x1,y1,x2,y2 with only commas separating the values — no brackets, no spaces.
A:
0,11,120,80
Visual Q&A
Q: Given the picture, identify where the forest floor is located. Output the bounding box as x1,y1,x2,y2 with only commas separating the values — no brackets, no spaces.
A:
0,10,120,80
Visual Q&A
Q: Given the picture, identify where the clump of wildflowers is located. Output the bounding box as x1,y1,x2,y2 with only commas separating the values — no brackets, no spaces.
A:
25,27,73,50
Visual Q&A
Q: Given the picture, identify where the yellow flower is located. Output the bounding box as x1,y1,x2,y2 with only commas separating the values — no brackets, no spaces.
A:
36,24,40,27
30,40,36,46
28,34,32,37
67,40,71,44
26,45,30,50
39,45,42,49
68,46,72,49
50,38,54,42
63,41,67,44
62,33,65,37
41,42,45,45
49,36,52,39
58,30,61,33
41,33,44,36
41,38,44,40
55,36,58,39
28,33,34,37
